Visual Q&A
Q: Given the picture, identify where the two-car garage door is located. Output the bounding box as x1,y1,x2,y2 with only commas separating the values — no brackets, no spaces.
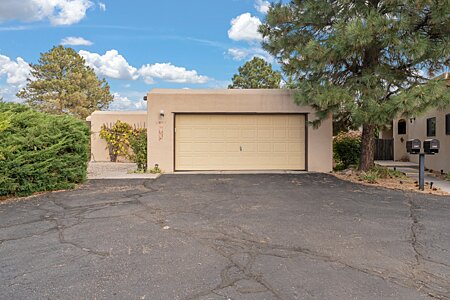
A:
175,114,306,171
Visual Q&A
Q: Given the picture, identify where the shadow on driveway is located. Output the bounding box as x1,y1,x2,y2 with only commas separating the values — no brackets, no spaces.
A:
1,174,449,299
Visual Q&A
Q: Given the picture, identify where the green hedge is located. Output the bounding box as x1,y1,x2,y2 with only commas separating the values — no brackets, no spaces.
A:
0,102,89,197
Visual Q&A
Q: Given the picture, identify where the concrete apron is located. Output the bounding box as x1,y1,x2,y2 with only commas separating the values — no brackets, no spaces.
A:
172,171,309,175
87,162,161,180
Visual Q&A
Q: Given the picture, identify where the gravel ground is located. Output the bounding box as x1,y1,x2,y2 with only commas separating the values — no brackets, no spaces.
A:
87,162,160,179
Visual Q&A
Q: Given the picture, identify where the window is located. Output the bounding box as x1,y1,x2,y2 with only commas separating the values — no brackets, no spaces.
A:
446,114,450,135
398,119,406,135
427,117,436,137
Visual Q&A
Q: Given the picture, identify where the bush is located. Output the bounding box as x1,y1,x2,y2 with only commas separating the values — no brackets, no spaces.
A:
99,121,133,162
333,131,361,169
129,128,147,172
0,103,89,197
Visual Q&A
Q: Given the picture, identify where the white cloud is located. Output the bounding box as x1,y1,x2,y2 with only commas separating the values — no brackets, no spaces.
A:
227,47,273,63
98,2,106,11
228,13,262,42
228,48,248,61
138,63,209,84
79,49,139,80
79,49,210,84
255,0,270,14
108,92,147,111
61,36,93,46
49,0,93,25
0,54,31,87
0,85,20,102
0,0,93,26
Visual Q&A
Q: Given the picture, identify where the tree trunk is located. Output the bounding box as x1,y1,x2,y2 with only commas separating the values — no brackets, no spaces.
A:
359,124,376,171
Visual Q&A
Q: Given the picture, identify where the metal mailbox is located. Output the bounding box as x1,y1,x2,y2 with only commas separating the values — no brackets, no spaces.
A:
406,139,421,154
424,139,440,154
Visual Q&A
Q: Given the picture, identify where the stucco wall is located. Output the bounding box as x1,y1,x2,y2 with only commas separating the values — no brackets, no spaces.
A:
147,89,333,173
393,107,450,173
88,111,147,162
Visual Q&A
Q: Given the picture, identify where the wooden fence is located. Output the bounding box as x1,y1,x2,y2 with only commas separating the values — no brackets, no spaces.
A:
374,139,394,160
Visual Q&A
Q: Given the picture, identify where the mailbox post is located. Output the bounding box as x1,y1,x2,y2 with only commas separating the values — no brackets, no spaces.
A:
406,139,440,191
418,153,425,191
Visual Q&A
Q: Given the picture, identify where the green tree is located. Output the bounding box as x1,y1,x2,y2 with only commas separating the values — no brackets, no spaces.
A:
17,46,114,120
228,57,282,89
260,0,450,170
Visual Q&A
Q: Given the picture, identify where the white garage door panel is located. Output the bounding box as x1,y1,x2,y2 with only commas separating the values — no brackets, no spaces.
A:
175,114,306,171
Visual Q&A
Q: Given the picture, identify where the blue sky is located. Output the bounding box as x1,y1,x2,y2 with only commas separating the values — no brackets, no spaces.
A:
0,0,277,110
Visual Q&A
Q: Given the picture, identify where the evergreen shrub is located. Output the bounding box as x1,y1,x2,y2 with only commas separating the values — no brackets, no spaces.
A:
0,102,89,197
333,131,361,170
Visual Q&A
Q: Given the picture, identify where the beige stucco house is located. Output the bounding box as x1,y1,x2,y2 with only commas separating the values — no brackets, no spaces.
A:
88,89,333,173
146,89,333,173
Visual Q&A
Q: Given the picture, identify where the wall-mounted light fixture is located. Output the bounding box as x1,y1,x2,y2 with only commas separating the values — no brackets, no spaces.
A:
143,96,147,101
409,117,416,123
160,110,165,117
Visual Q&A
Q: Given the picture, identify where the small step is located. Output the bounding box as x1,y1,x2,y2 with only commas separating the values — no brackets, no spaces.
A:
375,161,419,169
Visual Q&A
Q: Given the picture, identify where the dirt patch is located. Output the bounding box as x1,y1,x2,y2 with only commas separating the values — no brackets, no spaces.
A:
333,171,448,196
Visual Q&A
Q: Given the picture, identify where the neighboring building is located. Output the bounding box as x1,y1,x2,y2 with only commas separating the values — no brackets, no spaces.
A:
392,106,450,173
146,89,333,173
386,73,450,173
87,111,147,162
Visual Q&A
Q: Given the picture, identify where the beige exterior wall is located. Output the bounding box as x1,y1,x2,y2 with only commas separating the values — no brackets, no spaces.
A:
88,111,147,162
147,89,333,173
393,107,450,173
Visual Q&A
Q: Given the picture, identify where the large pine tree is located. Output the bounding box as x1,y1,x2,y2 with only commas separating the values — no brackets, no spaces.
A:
17,46,114,120
260,0,450,170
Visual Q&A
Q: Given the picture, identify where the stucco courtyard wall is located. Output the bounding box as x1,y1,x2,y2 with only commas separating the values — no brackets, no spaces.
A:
393,107,450,173
147,89,333,173
87,111,147,162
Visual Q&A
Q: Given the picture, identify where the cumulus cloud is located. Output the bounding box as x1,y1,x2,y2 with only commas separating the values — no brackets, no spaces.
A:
79,49,139,80
61,36,93,46
255,0,270,14
0,0,93,26
98,2,106,11
108,92,147,111
227,47,273,63
138,63,209,84
228,13,262,42
78,49,210,84
0,54,31,87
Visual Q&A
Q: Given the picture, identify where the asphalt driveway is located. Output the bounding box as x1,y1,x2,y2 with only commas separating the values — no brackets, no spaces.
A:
1,174,449,299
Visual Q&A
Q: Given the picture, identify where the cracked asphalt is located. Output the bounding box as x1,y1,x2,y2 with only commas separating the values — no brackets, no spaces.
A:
1,174,450,299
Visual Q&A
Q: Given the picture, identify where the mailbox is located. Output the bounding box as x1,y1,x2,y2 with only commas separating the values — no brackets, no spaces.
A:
406,139,421,154
424,139,440,154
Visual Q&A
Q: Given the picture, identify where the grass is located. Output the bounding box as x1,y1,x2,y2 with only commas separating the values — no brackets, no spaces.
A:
446,173,450,181
360,170,379,183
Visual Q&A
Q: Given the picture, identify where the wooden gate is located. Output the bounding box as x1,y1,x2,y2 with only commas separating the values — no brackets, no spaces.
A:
374,139,394,160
